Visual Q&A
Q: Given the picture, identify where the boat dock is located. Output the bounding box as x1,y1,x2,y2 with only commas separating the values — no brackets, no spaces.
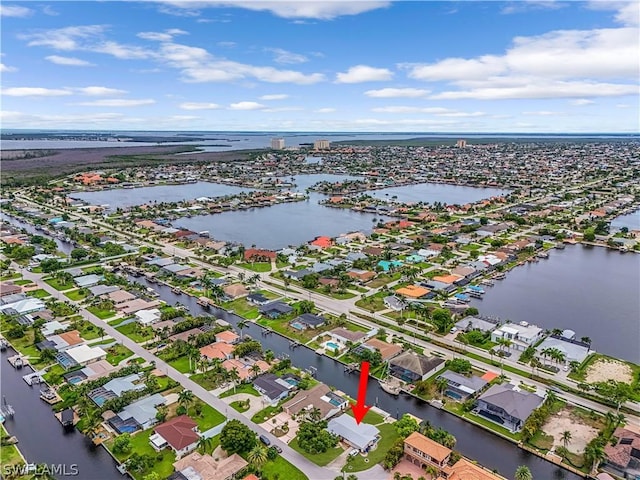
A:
55,408,78,429
40,386,62,405
7,355,27,369
1,396,15,419
23,371,44,386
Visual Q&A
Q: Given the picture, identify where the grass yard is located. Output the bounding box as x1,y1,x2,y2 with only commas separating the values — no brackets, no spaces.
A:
344,408,385,425
365,272,402,289
342,423,398,473
219,383,260,398
445,402,521,441
106,428,176,480
289,437,343,466
189,401,225,431
64,289,88,301
167,355,193,374
230,400,251,413
105,344,134,366
116,322,155,343
222,297,260,319
0,425,24,469
190,372,222,390
87,306,116,319
355,292,388,312
13,279,33,286
261,455,308,480
251,405,282,424
27,288,51,299
238,262,272,272
44,277,74,291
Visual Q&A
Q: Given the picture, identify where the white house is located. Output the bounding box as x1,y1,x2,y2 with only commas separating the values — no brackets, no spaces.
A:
135,308,162,326
491,322,544,351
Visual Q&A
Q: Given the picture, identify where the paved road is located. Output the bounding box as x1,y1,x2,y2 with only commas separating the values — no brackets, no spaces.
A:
19,267,388,480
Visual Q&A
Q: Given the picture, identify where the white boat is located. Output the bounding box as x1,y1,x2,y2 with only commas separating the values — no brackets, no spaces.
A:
378,361,402,395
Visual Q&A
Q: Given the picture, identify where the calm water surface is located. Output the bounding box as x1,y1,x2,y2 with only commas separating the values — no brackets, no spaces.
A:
365,183,509,205
470,245,640,363
68,182,253,209
611,209,640,230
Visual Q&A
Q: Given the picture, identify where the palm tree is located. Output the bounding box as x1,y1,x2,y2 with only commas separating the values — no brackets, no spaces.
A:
237,319,249,340
514,465,533,480
584,441,605,474
250,363,262,378
264,350,275,363
96,326,105,340
228,367,241,393
308,407,322,422
178,390,195,410
561,430,572,449
197,435,213,454
435,377,449,395
247,444,269,468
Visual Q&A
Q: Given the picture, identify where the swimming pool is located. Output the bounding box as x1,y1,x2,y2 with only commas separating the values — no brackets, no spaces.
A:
290,322,305,330
325,341,340,351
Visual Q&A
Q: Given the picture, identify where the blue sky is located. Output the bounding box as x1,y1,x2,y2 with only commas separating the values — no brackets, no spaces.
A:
1,1,638,132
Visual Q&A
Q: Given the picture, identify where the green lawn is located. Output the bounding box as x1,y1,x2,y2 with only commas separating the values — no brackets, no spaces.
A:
345,408,385,425
116,322,155,343
445,402,521,441
0,273,21,281
42,364,66,384
105,344,134,366
167,355,193,374
222,297,260,319
0,425,24,469
106,428,176,480
355,292,388,312
289,437,343,466
189,401,225,431
238,262,272,272
13,279,33,286
87,306,117,319
230,400,251,413
190,371,222,390
27,288,51,299
251,405,282,423
64,289,88,301
261,455,308,480
365,272,401,289
219,383,260,398
342,423,399,472
5,331,48,366
44,277,74,291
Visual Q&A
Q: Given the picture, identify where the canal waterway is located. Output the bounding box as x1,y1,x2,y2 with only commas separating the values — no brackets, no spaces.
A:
130,276,580,480
364,183,509,205
611,209,640,231
68,182,254,210
3,214,74,255
469,245,640,364
0,348,122,479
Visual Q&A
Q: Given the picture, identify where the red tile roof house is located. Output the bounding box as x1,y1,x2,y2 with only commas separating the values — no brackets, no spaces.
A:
310,236,333,249
244,248,277,262
149,415,200,458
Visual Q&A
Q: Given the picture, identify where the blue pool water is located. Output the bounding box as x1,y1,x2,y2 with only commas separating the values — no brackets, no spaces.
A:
91,394,109,406
284,378,299,386
291,322,304,330
326,342,340,350
446,390,463,400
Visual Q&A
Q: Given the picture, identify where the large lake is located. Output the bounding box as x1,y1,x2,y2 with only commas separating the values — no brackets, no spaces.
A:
69,182,253,209
365,183,508,205
470,245,640,364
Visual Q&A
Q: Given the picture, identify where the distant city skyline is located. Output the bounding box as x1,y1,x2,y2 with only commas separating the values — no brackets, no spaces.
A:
1,1,638,132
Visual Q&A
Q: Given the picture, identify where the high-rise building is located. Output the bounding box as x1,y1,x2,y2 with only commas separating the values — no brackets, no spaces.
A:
270,138,285,150
456,139,467,148
314,139,330,150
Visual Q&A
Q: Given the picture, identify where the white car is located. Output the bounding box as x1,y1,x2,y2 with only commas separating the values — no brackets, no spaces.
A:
450,327,458,334
348,449,359,457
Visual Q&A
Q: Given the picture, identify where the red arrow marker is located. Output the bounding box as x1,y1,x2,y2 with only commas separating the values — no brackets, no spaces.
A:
350,361,371,424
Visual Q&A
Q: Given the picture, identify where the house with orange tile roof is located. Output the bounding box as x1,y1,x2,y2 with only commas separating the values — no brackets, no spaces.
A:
215,330,240,344
199,342,234,361
310,236,332,249
432,274,463,285
404,431,451,470
440,458,506,480
244,248,276,262
150,415,199,458
395,285,431,299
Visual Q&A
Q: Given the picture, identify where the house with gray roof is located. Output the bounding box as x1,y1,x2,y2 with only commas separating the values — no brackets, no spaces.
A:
454,316,498,333
535,335,591,365
291,313,325,330
113,393,167,431
283,269,312,281
384,296,404,311
345,252,367,262
327,414,380,452
147,257,175,267
74,274,103,288
389,351,445,383
311,262,332,273
475,384,544,432
88,285,119,297
437,370,488,400
258,301,293,318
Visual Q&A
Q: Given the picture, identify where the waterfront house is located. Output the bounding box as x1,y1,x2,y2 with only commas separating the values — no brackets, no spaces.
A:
491,322,543,351
454,316,498,333
290,313,325,330
223,283,249,299
172,452,248,480
88,373,145,406
135,308,162,326
404,431,451,470
436,370,488,400
445,458,507,480
109,393,167,433
150,415,200,459
40,320,66,336
328,414,380,452
215,330,240,344
221,358,268,381
107,290,137,305
58,344,107,369
359,338,403,361
258,301,293,319
395,285,432,299
384,295,405,311
283,384,347,421
247,293,270,305
65,360,114,383
534,335,591,365
475,384,544,432
88,285,119,297
40,329,84,352
244,248,276,262
327,327,366,345
120,299,162,316
603,425,640,479
310,236,332,249
252,373,294,405
389,351,445,382
199,342,234,361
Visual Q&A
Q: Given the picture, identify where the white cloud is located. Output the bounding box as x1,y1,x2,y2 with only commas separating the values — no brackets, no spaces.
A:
259,94,289,100
1,87,72,97
431,81,639,100
229,101,266,110
42,5,59,16
265,47,308,64
364,87,430,98
371,106,485,117
0,63,17,73
45,55,95,66
76,86,128,96
0,4,33,17
19,25,107,50
158,1,390,20
179,102,222,110
501,1,566,15
570,98,595,106
588,1,640,26
137,29,188,42
522,110,565,116
315,107,336,113
404,56,504,82
76,98,156,107
262,106,303,112
335,65,393,83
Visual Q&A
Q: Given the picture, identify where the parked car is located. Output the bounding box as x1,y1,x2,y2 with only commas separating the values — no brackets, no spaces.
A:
348,449,359,457
259,435,271,446
273,445,282,453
